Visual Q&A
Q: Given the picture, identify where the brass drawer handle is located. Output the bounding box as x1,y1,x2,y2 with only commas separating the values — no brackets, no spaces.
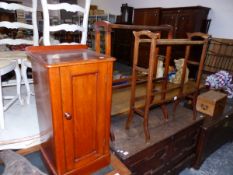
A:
201,104,208,110
64,112,72,120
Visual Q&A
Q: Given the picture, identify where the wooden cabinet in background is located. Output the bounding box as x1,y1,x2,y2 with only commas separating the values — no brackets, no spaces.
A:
160,6,210,76
112,6,210,68
134,8,160,26
160,6,210,38
26,45,115,175
112,29,134,65
132,8,162,67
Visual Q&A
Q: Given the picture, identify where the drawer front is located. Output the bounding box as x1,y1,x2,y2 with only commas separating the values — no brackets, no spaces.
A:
196,91,227,117
204,115,233,156
171,122,201,160
125,139,170,175
170,154,196,175
196,100,215,116
125,120,202,175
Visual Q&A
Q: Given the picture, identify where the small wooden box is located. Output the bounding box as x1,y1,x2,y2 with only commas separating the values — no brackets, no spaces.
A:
196,90,227,117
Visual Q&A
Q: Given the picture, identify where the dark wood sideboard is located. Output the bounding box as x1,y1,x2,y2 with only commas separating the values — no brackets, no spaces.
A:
111,105,204,175
125,120,204,174
112,6,210,67
194,99,233,168
26,45,115,175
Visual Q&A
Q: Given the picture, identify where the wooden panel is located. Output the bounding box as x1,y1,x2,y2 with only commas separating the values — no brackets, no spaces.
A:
134,8,160,26
126,139,170,174
60,63,109,172
176,10,195,38
73,73,97,159
160,10,177,34
112,29,133,65
32,61,59,173
160,6,210,38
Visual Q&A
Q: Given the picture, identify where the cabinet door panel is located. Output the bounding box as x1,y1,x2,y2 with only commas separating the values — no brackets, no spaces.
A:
134,9,160,26
160,10,177,27
73,73,97,159
176,11,195,38
60,63,108,172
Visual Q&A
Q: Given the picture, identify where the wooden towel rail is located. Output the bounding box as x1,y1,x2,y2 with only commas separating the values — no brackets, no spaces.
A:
94,21,210,142
94,21,173,56
94,21,174,89
126,31,210,142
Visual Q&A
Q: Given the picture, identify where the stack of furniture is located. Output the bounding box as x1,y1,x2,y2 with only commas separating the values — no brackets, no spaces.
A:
194,38,233,168
194,99,233,168
112,6,210,67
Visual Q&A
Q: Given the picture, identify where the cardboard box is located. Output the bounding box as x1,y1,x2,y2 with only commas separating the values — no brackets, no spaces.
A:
196,90,227,117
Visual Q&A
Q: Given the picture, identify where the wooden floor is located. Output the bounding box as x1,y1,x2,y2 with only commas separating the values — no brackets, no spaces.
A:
111,103,202,160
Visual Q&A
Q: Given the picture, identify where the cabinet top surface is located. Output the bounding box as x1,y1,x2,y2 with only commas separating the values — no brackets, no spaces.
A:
160,5,210,11
198,90,227,102
26,45,115,67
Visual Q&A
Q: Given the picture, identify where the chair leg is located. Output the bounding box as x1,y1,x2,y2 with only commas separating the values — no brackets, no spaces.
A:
161,104,168,121
192,94,198,120
143,114,150,142
110,128,115,142
21,61,30,104
126,107,134,130
173,97,180,118
0,78,5,129
14,63,23,105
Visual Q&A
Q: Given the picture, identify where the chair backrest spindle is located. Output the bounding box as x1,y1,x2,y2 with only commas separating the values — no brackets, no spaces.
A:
0,0,38,46
41,0,91,46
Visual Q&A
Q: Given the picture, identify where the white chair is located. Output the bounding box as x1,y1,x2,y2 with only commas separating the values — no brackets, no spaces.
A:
3,0,39,105
0,60,21,129
0,0,38,129
22,0,91,104
40,0,91,45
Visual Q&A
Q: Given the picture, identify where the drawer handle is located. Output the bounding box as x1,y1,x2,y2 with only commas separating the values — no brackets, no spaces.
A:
64,112,72,120
201,104,208,110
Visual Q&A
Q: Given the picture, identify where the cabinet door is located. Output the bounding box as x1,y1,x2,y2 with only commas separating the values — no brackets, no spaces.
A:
160,10,177,29
176,10,195,38
60,63,110,172
134,9,160,26
112,29,133,65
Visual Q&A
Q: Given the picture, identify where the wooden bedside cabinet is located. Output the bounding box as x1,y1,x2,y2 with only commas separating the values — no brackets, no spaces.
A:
26,45,115,175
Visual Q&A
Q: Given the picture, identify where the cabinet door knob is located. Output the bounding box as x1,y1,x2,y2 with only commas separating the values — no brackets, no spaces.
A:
64,112,72,120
